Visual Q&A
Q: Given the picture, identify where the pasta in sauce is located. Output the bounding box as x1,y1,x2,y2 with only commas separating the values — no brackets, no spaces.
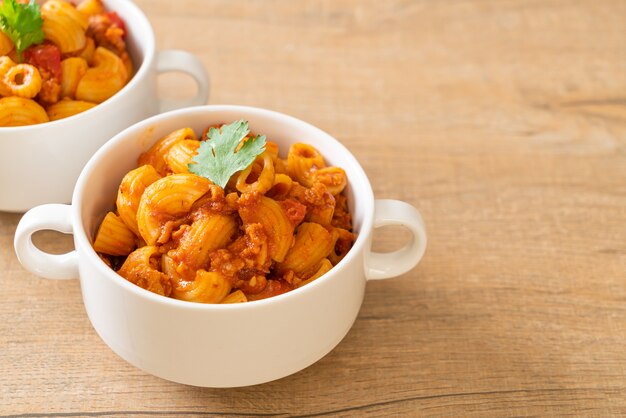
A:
0,0,132,126
94,123,356,303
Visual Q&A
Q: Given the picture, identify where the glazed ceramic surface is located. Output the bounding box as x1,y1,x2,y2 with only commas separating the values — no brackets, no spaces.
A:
0,0,209,212
14,106,427,387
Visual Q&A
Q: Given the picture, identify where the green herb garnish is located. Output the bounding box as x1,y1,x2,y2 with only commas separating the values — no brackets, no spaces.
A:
188,120,266,189
0,0,45,61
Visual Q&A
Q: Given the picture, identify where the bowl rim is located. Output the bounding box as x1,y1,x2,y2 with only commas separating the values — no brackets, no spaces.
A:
0,0,155,132
72,105,375,311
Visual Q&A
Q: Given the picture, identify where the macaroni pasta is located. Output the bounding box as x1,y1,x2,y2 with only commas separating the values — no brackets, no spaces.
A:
94,123,356,304
0,0,133,126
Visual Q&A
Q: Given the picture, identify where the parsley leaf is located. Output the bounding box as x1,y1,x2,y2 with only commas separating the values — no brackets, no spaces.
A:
189,120,267,189
0,0,45,61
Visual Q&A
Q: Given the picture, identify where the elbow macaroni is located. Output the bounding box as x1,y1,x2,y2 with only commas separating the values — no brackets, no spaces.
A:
118,246,172,297
42,9,86,54
0,56,15,97
238,196,296,263
0,0,133,126
77,0,105,17
4,64,42,98
116,165,162,236
172,270,232,304
164,140,201,174
60,57,89,99
136,173,212,246
0,96,49,126
75,47,128,103
235,152,275,194
42,0,89,31
94,123,356,303
0,31,13,56
138,128,198,175
46,100,97,121
93,212,136,256
277,222,334,277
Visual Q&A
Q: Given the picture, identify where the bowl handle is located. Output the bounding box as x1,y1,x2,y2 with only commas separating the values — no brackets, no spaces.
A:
14,204,78,280
156,49,210,113
366,199,427,280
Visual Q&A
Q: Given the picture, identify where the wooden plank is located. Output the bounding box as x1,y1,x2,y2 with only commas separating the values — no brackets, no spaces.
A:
1,0,625,416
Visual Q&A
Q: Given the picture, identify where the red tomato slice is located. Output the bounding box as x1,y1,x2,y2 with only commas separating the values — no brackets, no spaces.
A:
23,44,62,82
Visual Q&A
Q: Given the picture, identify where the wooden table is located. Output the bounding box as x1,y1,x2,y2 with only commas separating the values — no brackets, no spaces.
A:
2,0,625,416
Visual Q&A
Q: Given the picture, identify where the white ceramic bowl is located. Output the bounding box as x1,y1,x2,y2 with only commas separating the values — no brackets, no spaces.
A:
0,0,209,213
14,105,427,387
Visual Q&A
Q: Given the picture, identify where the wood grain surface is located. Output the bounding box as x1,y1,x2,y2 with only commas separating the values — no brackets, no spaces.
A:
2,0,625,416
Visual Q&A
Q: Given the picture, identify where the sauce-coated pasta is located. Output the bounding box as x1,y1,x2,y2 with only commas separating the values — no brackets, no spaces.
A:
0,0,132,126
94,123,355,304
